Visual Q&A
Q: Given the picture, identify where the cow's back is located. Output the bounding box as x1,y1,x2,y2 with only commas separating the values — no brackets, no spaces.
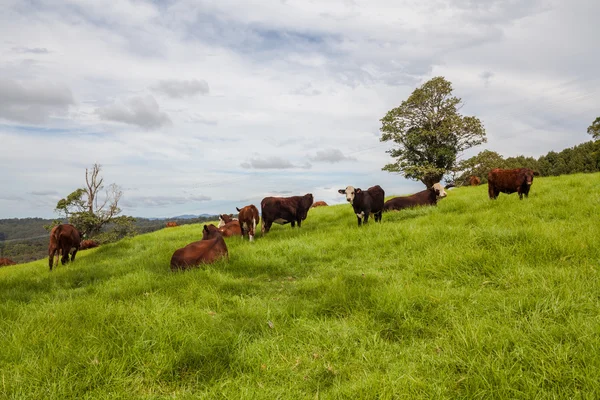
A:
367,185,385,212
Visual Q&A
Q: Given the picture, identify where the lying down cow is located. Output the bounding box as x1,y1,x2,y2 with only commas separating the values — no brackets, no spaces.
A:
170,224,228,271
338,185,385,226
383,182,447,211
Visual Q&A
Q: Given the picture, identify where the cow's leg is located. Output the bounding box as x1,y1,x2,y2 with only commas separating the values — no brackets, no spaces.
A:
291,221,296,228
48,247,56,271
71,247,79,263
488,184,495,199
356,216,362,226
249,218,256,242
375,211,382,222
61,246,70,265
364,213,369,224
297,219,302,228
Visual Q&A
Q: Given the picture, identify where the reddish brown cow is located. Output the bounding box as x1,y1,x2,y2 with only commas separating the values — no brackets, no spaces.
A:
170,224,228,271
469,176,481,186
488,168,536,200
48,224,83,271
338,185,385,226
236,205,260,241
79,240,100,250
166,221,178,228
261,193,314,234
218,220,242,237
383,182,447,212
0,258,17,267
218,214,238,228
311,201,328,208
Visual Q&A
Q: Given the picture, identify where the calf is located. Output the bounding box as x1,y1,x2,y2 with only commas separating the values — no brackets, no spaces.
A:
338,185,385,226
261,193,314,234
383,182,447,212
487,168,536,200
170,224,228,271
48,224,83,271
469,176,481,186
218,220,242,237
236,205,260,241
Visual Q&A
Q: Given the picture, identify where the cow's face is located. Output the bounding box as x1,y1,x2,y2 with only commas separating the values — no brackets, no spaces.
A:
338,186,359,204
432,183,447,199
525,171,534,185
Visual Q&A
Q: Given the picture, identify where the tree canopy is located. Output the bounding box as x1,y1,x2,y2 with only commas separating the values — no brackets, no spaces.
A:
379,76,486,188
588,117,600,140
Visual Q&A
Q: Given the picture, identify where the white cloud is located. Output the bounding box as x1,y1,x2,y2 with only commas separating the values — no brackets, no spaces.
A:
309,148,356,163
151,79,210,98
96,95,171,129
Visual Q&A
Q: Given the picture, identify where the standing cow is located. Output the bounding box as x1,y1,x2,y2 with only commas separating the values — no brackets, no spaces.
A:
236,205,260,241
487,168,536,200
261,193,314,234
170,224,228,271
383,182,447,211
338,185,385,226
48,224,83,271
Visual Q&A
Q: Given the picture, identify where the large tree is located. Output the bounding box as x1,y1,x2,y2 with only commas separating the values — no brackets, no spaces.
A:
379,76,487,188
54,163,128,238
588,117,600,140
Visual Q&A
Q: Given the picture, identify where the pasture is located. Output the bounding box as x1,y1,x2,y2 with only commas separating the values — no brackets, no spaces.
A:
1,173,599,399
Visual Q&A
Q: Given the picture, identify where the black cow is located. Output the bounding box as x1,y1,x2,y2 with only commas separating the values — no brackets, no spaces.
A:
261,193,314,234
338,185,385,226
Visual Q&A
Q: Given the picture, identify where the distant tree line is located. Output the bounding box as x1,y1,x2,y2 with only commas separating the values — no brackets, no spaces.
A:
454,140,600,185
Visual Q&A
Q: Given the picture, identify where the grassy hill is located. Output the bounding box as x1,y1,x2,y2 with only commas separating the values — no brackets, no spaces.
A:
1,173,599,399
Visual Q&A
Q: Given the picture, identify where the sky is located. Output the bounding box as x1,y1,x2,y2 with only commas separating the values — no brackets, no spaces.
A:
1,0,598,219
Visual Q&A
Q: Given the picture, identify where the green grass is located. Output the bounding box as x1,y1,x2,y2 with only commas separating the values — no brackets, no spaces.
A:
1,173,599,399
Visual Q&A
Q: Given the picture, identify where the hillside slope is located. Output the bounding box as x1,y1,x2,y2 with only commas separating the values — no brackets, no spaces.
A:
1,173,599,399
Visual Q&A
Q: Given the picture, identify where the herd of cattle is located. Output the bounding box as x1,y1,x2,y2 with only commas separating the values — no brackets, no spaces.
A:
37,167,536,272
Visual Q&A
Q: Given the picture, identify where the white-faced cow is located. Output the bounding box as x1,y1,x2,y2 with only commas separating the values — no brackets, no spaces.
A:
261,193,314,234
383,182,447,211
338,185,385,226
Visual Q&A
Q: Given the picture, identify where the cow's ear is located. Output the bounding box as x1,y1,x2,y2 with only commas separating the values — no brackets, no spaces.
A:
355,188,362,193
338,189,345,194
203,225,209,231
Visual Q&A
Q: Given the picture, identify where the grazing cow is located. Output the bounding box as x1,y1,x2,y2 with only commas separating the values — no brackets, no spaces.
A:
218,214,238,228
218,220,242,237
261,193,314,234
311,201,328,208
383,182,447,212
0,258,17,267
79,240,99,250
166,221,178,228
170,224,228,271
469,176,481,186
488,168,536,200
236,205,260,241
338,185,385,226
48,224,83,271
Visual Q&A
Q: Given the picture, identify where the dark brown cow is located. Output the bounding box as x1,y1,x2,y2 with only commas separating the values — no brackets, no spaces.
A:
218,214,237,228
218,220,242,237
0,258,17,267
487,168,536,200
261,193,314,234
338,185,385,226
48,224,83,271
383,182,447,212
311,201,328,208
166,221,178,228
469,176,481,186
79,240,100,250
170,224,228,271
236,205,260,241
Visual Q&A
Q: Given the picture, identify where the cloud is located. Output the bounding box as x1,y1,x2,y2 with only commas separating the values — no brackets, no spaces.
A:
309,148,356,163
123,194,211,208
0,195,25,202
240,156,311,170
0,79,74,124
151,79,210,98
29,190,60,196
480,71,494,87
12,47,50,54
96,95,171,129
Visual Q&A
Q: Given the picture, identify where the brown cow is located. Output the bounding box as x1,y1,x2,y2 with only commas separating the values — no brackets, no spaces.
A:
261,193,314,234
79,240,100,250
48,224,83,271
311,201,328,208
338,185,385,226
170,224,228,271
383,182,447,212
166,221,178,228
236,205,260,241
218,214,238,228
0,258,17,267
488,168,536,200
469,176,481,186
218,220,242,237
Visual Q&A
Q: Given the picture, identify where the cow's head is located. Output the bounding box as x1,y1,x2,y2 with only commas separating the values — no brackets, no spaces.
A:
432,182,447,199
202,224,222,240
524,169,535,185
338,186,360,204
